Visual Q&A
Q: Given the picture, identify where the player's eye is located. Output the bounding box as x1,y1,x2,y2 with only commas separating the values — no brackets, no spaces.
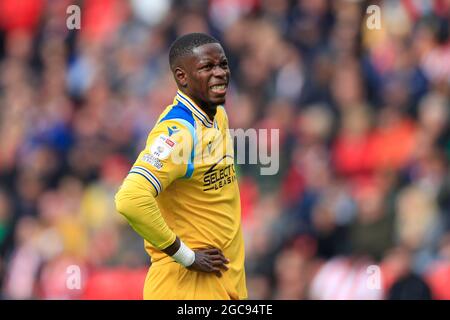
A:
200,64,213,71
221,60,228,68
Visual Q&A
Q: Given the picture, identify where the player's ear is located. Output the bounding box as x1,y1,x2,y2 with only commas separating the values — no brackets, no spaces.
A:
174,67,188,88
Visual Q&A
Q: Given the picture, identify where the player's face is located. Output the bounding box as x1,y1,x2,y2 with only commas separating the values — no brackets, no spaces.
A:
183,43,230,109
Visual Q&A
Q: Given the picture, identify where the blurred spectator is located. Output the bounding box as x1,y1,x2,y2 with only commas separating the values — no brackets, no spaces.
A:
349,180,394,260
309,255,384,300
384,246,433,300
425,232,450,299
388,272,433,300
273,235,320,300
395,185,444,272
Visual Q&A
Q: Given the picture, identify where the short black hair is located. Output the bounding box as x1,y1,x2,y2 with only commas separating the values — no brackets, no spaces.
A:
169,33,219,70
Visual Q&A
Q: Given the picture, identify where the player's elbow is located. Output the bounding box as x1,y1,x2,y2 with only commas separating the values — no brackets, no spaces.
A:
114,187,132,220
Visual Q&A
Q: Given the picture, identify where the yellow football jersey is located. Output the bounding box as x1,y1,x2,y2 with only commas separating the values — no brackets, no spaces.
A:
128,90,247,299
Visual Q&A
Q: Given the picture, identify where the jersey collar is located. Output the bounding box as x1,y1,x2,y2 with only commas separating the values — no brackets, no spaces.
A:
176,90,214,128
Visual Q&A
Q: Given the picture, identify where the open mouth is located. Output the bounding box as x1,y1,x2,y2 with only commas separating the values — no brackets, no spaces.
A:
210,84,227,94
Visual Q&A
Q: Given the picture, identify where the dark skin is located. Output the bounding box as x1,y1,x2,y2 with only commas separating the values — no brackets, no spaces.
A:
162,237,229,277
172,43,230,121
162,43,231,277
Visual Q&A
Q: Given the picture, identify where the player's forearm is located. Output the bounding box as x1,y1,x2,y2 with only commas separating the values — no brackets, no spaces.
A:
161,236,181,255
115,174,195,267
114,175,176,250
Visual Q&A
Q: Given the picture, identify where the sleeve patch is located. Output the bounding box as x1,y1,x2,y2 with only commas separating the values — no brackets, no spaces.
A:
150,134,177,160
142,153,164,170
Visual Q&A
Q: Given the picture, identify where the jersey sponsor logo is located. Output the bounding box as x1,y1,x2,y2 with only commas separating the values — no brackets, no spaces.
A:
202,155,236,191
150,134,176,160
142,153,163,169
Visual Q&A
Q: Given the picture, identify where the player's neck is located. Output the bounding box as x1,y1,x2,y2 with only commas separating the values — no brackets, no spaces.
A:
202,105,217,121
178,89,217,121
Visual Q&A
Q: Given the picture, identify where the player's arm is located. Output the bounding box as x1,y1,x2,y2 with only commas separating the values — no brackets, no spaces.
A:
115,174,228,275
115,120,228,275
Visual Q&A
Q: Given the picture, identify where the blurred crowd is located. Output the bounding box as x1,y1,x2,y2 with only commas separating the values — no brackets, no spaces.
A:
0,0,449,299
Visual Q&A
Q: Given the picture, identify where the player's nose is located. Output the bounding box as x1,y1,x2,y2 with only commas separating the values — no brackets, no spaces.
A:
212,65,227,78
